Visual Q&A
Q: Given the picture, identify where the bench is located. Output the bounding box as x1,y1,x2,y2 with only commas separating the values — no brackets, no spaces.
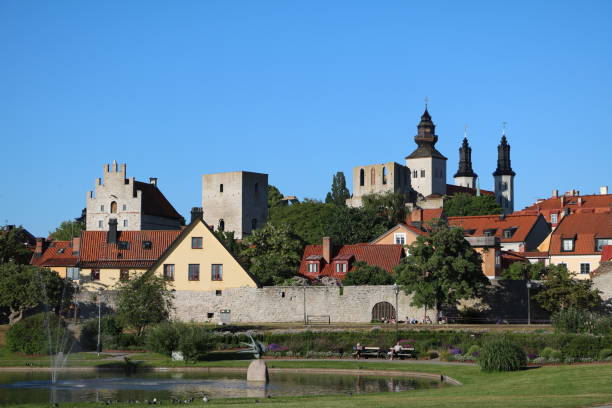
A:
306,315,330,325
396,346,416,359
355,346,383,359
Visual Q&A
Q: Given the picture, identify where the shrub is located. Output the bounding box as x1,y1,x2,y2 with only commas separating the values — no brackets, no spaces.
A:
563,335,602,359
478,338,527,372
427,351,439,359
178,326,215,362
466,344,481,357
552,308,592,334
80,316,123,350
6,313,69,355
439,351,454,362
145,322,181,356
540,347,556,360
598,348,612,361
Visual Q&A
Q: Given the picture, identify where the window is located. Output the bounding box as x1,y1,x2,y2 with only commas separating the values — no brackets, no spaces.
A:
163,264,174,281
215,290,222,296
420,169,425,177
118,241,129,250
218,219,225,231
191,237,203,249
98,220,103,228
101,204,105,212
207,312,214,319
91,269,100,281
67,267,80,280
550,213,558,223
211,264,223,281
142,241,152,249
503,229,514,239
119,269,129,281
484,229,496,237
413,170,418,178
370,168,375,185
580,263,590,275
495,252,501,266
359,169,365,186
219,184,224,193
188,264,200,281
122,204,127,211
335,262,347,273
562,239,574,251
596,238,612,252
57,248,65,254
110,201,117,214
307,262,318,273
251,218,257,230
382,167,387,185
394,233,406,245
123,219,128,227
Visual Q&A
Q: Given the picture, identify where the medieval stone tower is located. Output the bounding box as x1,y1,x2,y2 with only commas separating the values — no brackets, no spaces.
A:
493,134,516,214
202,171,268,239
405,109,447,198
86,161,182,231
453,137,478,188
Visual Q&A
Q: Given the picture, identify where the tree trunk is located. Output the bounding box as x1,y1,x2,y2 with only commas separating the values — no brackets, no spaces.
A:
434,302,440,324
8,307,23,325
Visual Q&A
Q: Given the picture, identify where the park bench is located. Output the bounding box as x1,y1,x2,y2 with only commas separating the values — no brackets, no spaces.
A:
396,346,416,359
361,346,383,359
306,315,331,325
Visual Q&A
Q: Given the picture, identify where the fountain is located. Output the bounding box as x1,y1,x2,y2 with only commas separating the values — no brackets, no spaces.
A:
240,334,269,383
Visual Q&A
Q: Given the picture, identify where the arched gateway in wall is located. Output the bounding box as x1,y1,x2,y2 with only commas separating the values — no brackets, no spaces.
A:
371,301,396,322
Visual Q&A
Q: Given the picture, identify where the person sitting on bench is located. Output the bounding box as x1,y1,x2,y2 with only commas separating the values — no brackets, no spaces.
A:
354,343,363,359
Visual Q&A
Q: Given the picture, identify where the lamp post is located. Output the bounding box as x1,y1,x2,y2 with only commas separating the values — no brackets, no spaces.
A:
393,283,400,342
97,288,103,356
526,281,532,325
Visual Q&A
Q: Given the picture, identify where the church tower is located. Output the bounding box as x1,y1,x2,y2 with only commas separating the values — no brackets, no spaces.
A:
493,133,516,214
405,108,447,198
454,137,477,188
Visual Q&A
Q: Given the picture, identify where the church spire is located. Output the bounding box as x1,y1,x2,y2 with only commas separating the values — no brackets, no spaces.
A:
453,134,477,179
406,105,447,160
493,132,515,177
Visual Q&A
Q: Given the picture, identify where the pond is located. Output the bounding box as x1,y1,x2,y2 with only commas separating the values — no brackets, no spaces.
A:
0,370,444,404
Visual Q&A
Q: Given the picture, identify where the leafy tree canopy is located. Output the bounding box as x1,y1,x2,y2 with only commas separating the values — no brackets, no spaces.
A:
501,261,547,280
268,185,284,208
269,202,338,245
0,226,33,264
49,220,84,241
443,193,502,217
394,221,488,322
114,273,174,336
240,223,303,286
361,192,407,226
213,229,249,269
325,172,350,206
343,261,395,285
0,263,74,324
533,265,603,314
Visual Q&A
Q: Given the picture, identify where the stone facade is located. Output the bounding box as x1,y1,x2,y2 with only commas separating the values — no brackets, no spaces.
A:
346,162,411,208
202,171,268,239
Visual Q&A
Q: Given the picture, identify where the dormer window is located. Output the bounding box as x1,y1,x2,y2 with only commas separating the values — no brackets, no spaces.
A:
596,238,612,252
562,239,574,252
57,248,65,254
394,233,406,245
465,229,476,235
503,228,516,239
484,228,496,237
118,241,129,250
307,262,319,273
335,262,348,273
142,241,152,250
550,213,558,224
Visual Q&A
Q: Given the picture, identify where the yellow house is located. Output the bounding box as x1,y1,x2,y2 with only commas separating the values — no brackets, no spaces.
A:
370,223,427,250
30,238,80,279
148,217,258,290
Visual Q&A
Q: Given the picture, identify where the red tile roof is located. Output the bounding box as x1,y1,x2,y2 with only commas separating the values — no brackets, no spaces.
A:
523,194,612,212
602,245,612,262
448,214,544,243
79,230,181,268
446,184,495,197
134,181,182,220
516,251,549,258
30,241,78,267
550,212,612,256
299,243,404,280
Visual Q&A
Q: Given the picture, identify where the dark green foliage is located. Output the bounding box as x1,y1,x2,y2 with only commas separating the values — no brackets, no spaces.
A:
49,220,84,241
443,193,502,217
478,338,527,372
395,221,488,322
0,226,33,264
178,325,215,362
6,313,68,355
599,348,612,360
325,172,350,206
268,185,284,208
269,202,338,245
343,261,395,285
79,316,123,350
145,322,182,356
534,265,603,314
240,223,303,285
114,273,174,336
501,262,546,280
324,205,391,245
552,307,595,334
214,229,249,268
361,192,407,226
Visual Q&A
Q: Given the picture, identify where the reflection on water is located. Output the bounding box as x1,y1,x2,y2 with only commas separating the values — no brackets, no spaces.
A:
0,370,443,404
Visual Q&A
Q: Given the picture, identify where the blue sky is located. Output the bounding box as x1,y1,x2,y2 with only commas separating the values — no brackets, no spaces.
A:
1,1,611,236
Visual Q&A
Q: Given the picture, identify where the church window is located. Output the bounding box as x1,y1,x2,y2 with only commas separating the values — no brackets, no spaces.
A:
371,168,375,185
219,219,225,231
413,170,418,178
420,170,425,177
110,201,117,213
382,167,387,185
220,184,223,193
100,204,105,212
359,169,365,186
251,218,258,230
123,219,128,227
122,204,127,211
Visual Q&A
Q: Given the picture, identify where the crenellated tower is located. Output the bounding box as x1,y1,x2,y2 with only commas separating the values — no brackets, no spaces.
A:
493,133,516,214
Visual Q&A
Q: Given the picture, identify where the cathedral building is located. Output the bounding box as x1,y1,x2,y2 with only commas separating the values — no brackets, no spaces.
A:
347,108,515,213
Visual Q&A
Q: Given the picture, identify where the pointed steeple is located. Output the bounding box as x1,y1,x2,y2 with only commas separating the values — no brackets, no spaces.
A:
453,137,477,178
493,134,516,176
406,108,447,160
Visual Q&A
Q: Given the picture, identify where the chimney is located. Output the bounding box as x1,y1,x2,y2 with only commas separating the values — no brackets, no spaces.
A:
149,177,157,186
578,197,583,207
71,237,80,255
108,219,118,244
35,238,45,255
191,207,203,223
560,196,565,206
322,237,332,264
601,186,609,195
552,189,558,198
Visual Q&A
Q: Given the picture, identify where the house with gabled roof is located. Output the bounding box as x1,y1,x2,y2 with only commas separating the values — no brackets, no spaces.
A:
30,238,80,279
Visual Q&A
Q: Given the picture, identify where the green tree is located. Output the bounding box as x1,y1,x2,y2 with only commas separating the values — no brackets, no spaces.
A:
443,193,502,217
501,262,546,280
533,265,603,314
362,192,407,226
0,263,74,324
324,205,390,245
214,229,249,268
0,226,33,264
240,223,303,286
114,273,174,336
49,220,84,241
269,202,338,244
268,185,284,208
325,172,350,206
343,261,395,285
394,221,488,323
